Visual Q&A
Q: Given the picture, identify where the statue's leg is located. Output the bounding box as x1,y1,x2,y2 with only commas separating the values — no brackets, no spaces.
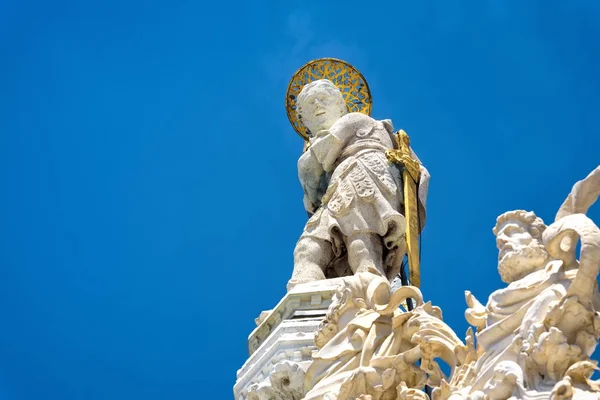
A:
347,233,384,276
287,236,332,291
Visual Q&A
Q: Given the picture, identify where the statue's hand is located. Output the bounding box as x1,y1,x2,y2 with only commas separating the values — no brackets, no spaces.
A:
465,291,487,331
386,150,421,182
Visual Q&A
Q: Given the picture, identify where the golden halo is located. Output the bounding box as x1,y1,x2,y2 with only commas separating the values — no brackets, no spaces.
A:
285,58,372,140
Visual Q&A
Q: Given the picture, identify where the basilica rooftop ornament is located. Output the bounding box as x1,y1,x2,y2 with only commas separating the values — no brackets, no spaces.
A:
233,56,600,400
285,58,372,140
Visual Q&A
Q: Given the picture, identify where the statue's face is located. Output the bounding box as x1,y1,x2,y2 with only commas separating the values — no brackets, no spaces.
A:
297,80,347,135
495,218,548,283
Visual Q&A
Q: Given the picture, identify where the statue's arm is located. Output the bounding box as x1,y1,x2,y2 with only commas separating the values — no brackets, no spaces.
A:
298,150,324,213
298,113,372,212
310,113,370,172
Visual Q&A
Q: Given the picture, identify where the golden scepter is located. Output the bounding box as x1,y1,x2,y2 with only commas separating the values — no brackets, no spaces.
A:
386,130,422,287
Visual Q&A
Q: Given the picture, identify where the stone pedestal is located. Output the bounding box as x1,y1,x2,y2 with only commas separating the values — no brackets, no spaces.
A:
233,278,345,400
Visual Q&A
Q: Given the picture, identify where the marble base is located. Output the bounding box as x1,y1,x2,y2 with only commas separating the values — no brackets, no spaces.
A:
234,278,345,400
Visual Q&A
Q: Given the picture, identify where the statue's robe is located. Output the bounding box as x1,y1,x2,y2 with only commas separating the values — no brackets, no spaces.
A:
471,260,577,391
304,300,451,399
299,112,430,280
303,310,394,400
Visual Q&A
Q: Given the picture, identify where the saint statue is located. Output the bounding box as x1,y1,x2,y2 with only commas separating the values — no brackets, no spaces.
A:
285,59,430,291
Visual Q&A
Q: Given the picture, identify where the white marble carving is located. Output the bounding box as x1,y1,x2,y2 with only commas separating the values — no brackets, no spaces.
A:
247,278,347,355
235,278,349,400
247,361,306,400
303,268,465,400
289,79,430,290
437,166,600,400
297,166,600,400
236,166,600,400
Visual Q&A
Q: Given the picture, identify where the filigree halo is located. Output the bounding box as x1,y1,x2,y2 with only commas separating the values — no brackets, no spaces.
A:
285,58,372,140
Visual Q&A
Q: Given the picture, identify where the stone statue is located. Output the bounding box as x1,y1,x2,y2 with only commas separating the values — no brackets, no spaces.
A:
287,78,429,290
440,166,600,400
234,57,600,400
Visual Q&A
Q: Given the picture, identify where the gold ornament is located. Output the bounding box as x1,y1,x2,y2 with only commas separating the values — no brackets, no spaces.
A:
386,130,422,288
285,58,372,140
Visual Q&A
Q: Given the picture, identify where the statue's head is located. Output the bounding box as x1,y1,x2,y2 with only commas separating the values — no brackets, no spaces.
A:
493,210,549,283
296,79,347,136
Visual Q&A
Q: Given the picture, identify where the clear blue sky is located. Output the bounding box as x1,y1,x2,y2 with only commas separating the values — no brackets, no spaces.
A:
1,1,599,399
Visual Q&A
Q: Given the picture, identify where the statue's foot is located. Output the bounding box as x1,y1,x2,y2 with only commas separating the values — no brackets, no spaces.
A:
286,269,326,292
353,262,386,279
286,279,301,292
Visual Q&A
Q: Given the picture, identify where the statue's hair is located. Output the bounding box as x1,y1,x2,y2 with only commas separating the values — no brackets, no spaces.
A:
493,210,547,240
295,79,346,122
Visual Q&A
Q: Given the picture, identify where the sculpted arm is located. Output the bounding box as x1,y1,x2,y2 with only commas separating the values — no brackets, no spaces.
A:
309,113,368,171
298,113,368,212
298,150,324,213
